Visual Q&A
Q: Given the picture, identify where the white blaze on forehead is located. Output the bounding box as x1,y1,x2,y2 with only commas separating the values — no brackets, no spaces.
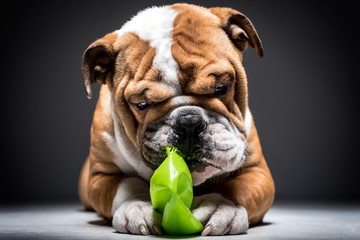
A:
115,6,181,95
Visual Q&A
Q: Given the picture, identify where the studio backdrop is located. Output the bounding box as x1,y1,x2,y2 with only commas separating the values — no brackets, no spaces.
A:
1,0,359,203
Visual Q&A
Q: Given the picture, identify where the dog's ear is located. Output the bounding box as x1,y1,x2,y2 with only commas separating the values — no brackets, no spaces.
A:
82,33,118,99
210,7,263,58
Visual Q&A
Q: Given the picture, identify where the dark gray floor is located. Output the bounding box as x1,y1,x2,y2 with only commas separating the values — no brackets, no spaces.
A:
0,202,359,240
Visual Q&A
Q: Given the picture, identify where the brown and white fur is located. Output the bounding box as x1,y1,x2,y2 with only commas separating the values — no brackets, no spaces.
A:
78,3,275,236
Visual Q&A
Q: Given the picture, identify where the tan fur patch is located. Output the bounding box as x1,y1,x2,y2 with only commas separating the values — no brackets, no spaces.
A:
170,4,248,127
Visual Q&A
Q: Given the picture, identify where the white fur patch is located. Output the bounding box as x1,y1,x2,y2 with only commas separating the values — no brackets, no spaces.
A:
102,131,136,174
244,108,253,137
115,6,181,95
111,177,149,215
171,96,190,106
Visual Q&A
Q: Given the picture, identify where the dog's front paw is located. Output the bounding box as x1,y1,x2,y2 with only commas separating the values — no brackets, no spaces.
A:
192,193,249,236
112,200,162,235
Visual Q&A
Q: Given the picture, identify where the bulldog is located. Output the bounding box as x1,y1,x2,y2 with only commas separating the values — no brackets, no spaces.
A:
78,3,275,236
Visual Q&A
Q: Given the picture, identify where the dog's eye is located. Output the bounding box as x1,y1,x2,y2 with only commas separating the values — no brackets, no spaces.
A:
214,83,229,97
134,102,151,111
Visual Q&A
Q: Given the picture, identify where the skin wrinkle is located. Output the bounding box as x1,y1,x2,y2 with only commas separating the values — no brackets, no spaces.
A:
172,34,208,59
133,47,157,83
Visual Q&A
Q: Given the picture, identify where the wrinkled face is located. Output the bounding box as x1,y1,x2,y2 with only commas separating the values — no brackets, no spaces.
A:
84,4,260,185
111,5,250,186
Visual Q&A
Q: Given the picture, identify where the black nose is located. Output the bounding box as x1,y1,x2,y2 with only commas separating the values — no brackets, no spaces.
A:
173,114,207,155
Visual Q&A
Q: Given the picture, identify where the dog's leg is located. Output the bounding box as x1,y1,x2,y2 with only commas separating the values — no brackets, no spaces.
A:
86,162,121,219
78,156,92,210
87,165,162,235
110,177,162,235
192,193,249,235
213,124,275,224
192,124,275,235
213,156,275,224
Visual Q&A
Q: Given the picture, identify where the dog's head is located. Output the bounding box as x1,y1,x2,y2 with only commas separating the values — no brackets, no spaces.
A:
82,4,263,185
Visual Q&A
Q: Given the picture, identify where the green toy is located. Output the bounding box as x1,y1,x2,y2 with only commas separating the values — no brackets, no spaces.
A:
150,147,204,235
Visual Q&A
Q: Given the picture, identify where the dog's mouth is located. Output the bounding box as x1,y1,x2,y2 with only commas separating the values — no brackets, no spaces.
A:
141,146,167,170
142,146,222,173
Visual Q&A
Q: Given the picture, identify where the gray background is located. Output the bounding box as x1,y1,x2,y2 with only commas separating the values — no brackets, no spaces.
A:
1,0,359,203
